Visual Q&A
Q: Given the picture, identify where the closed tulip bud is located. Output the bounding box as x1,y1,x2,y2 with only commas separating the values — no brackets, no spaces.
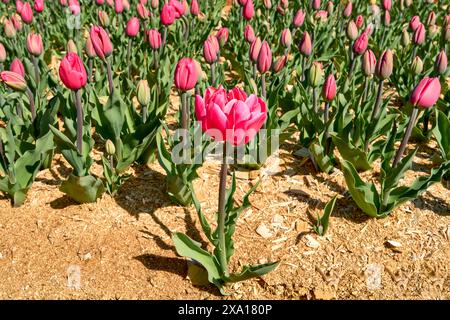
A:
115,0,124,13
411,56,423,75
59,52,87,90
125,17,140,37
34,0,44,12
322,74,336,101
4,19,16,38
263,0,271,9
410,77,441,108
299,31,312,56
151,0,159,9
244,25,255,43
168,0,185,18
98,10,110,27
123,0,130,10
161,4,176,25
409,16,420,31
401,28,410,46
137,80,151,106
365,23,374,37
382,0,391,11
11,14,22,31
312,0,320,10
105,139,116,155
106,0,113,6
96,0,104,4
445,27,450,41
238,0,248,5
67,39,78,53
435,50,448,75
346,20,358,40
243,0,254,20
315,10,328,22
326,1,333,14
90,26,113,60
309,62,324,87
190,0,199,15
0,71,27,91
0,43,6,63
384,11,390,26
353,32,368,55
137,3,150,19
444,14,450,29
355,15,363,29
16,0,24,13
27,33,43,56
21,2,33,24
362,49,376,76
281,28,292,47
405,0,412,7
428,25,438,38
10,58,25,77
216,28,229,47
147,29,162,49
69,0,80,15
376,49,393,80
370,4,380,16
427,11,436,26
174,58,198,91
413,23,425,45
203,36,219,64
85,35,97,57
293,9,305,28
272,55,287,73
343,1,352,18
257,41,272,74
249,37,262,62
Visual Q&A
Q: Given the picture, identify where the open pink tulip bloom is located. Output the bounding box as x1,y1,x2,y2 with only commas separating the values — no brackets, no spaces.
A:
195,86,267,146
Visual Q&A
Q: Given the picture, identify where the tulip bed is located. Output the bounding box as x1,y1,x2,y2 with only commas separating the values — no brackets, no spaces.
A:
0,0,449,299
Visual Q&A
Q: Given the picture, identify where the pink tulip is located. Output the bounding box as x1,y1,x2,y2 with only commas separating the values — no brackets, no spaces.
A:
174,58,198,91
4,19,17,38
382,0,391,11
353,32,368,55
281,28,292,47
115,0,124,13
384,10,390,26
216,28,229,47
27,33,43,56
272,55,287,73
85,35,97,58
69,0,80,15
169,0,185,18
257,41,272,74
106,0,113,6
161,4,176,25
293,9,305,28
365,23,375,37
34,0,44,12
98,10,110,26
90,26,113,59
147,29,162,49
376,49,393,80
0,70,27,91
362,49,376,76
0,43,6,63
409,16,420,31
315,10,328,22
435,50,448,75
16,0,23,13
427,11,436,26
343,1,352,18
203,36,219,64
249,37,262,62
238,0,247,5
21,2,33,24
151,0,159,9
243,0,254,21
59,52,87,91
125,17,140,37
299,31,312,56
410,77,441,108
322,74,336,101
11,14,22,31
137,3,150,19
195,86,267,146
190,0,199,15
122,0,130,11
355,15,364,28
96,0,104,4
244,25,255,43
263,0,271,9
10,58,25,77
312,0,320,10
413,23,425,45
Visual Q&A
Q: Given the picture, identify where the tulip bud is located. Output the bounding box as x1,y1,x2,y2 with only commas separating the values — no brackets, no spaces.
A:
409,16,420,31
115,0,124,13
411,56,423,75
384,10,390,26
174,57,198,91
69,0,80,15
34,0,44,12
98,10,110,27
309,61,324,87
353,32,368,55
445,27,450,41
59,52,87,90
322,74,336,101
315,10,328,22
427,11,436,26
299,31,312,56
0,71,27,91
382,0,391,11
137,3,150,19
346,20,358,40
281,28,292,47
125,17,140,37
326,1,333,14
4,19,16,38
16,0,24,13
238,0,248,5
249,37,262,62
365,23,374,37
27,33,43,56
444,14,450,29
257,41,272,74
190,0,199,15
293,9,305,28
203,36,219,64
137,80,151,106
244,25,255,43
362,49,376,76
161,3,176,25
263,0,271,9
435,50,448,75
376,49,393,80
105,139,116,155
243,0,254,20
151,0,159,9
428,25,438,38
11,14,23,31
370,4,380,16
272,55,287,73
147,29,162,50
0,43,6,63
401,29,410,46
21,2,33,24
10,58,25,77
216,28,229,47
90,26,113,59
123,0,130,11
85,35,96,57
355,15,363,29
312,0,321,10
66,39,77,54
96,0,104,4
413,23,425,45
405,0,412,7
343,1,352,18
410,77,441,108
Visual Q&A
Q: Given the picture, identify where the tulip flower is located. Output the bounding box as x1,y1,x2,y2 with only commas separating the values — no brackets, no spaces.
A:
393,77,441,167
203,36,219,85
272,55,287,73
382,0,391,11
10,58,25,77
4,19,16,38
59,52,88,153
0,43,6,69
243,0,254,20
362,49,376,76
312,0,320,10
125,17,140,37
326,1,333,14
115,0,123,13
137,3,150,19
281,28,292,48
151,0,158,9
20,2,33,24
137,79,150,122
293,9,305,28
322,74,336,102
347,21,358,41
257,41,272,99
244,25,255,43
11,14,22,31
299,31,312,56
435,50,448,75
96,0,104,4
161,4,176,25
147,29,161,69
27,33,43,56
69,0,80,15
90,26,114,93
427,11,436,26
263,0,271,9
98,10,110,27
216,28,229,48
190,0,199,15
16,0,24,13
353,32,368,55
174,58,199,129
413,23,425,45
0,71,27,91
409,16,420,31
34,0,44,12
401,29,410,47
315,10,328,22
411,56,423,75
343,1,352,18
355,15,364,29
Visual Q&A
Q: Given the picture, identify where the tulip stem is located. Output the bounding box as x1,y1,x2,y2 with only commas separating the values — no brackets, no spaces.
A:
16,102,24,120
411,46,417,63
153,49,159,70
106,61,114,96
181,91,189,130
210,62,216,87
301,56,306,82
252,63,257,80
261,73,267,100
362,76,369,104
324,102,332,155
161,27,167,56
109,154,114,171
364,80,384,152
392,107,419,168
32,56,40,87
74,89,83,155
142,105,148,123
25,87,36,121
218,142,229,277
88,59,93,82
312,87,318,114
348,56,356,78
127,38,132,78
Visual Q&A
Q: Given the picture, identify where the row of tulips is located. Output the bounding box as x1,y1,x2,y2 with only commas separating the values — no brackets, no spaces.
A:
0,0,449,293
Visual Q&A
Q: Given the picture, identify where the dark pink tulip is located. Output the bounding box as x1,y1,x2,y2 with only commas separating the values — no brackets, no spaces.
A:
244,25,255,43
203,36,219,64
343,1,352,18
281,28,292,47
249,37,262,62
376,49,393,80
293,9,305,28
161,4,176,25
435,50,448,75
125,17,140,37
190,0,199,15
216,28,229,47
384,10,390,26
21,2,33,24
427,11,436,26
168,0,185,18
16,0,24,13
96,0,104,4
272,55,287,73
410,77,441,108
137,3,150,19
299,31,312,56
413,23,425,45
115,0,124,13
174,58,198,91
59,52,87,91
69,0,80,15
0,43,6,63
353,32,368,55
10,58,25,77
362,49,376,76
243,0,254,21
34,0,44,12
85,35,97,58
238,0,248,5
27,33,43,56
147,29,162,49
257,41,272,74
355,15,364,28
90,26,113,59
382,0,391,11
409,16,420,31
322,74,336,101
312,0,320,10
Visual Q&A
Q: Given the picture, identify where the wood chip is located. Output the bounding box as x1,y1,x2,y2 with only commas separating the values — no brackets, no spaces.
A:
256,224,273,239
305,235,320,248
384,240,402,252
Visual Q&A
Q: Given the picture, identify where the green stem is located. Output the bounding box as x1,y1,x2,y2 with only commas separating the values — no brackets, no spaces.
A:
218,142,229,277
25,87,36,121
181,91,189,130
106,60,114,96
210,62,216,87
392,107,419,168
75,89,83,155
261,73,267,100
127,38,132,78
32,56,40,87
364,80,384,152
312,87,318,113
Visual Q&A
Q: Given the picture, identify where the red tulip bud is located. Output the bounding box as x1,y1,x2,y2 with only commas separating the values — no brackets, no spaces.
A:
203,36,219,64
257,40,272,74
312,0,321,10
21,2,33,24
34,0,44,12
272,55,287,73
216,28,229,47
382,0,391,11
147,29,162,50
435,50,448,75
190,0,199,15
161,4,176,25
151,0,159,9
410,77,441,108
244,25,255,43
343,1,352,18
125,17,140,37
353,32,368,55
299,31,312,56
0,71,27,91
263,0,271,9
174,57,198,91
384,10,390,26
355,15,364,28
0,43,6,63
115,0,124,13
426,11,436,26
243,0,254,20
409,16,420,31
322,74,336,101
16,0,24,13
85,35,97,58
4,19,16,38
293,9,305,28
59,52,87,91
137,3,150,19
249,37,262,62
98,10,110,27
413,23,425,45
90,26,113,60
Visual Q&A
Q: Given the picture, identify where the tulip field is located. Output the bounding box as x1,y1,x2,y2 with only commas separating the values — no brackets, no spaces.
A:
0,0,449,300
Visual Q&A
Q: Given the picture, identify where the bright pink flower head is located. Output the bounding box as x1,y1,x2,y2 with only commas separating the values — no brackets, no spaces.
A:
410,77,441,108
249,37,262,62
322,74,336,101
1,70,27,91
137,3,150,19
384,10,391,26
238,0,248,5
190,0,199,15
195,86,267,146
299,31,312,56
216,28,229,47
293,9,305,28
69,0,80,15
353,32,368,55
10,58,25,77
59,52,87,90
244,25,255,43
90,26,113,59
125,17,140,37
409,16,420,31
27,33,43,56
343,1,352,18
16,0,24,13
161,3,176,25
257,40,272,74
21,2,33,24
312,0,320,10
243,0,254,21
115,0,124,13
355,15,364,28
427,11,436,26
168,0,185,18
147,29,162,49
413,23,425,45
151,0,159,8
34,0,44,12
174,58,198,91
382,0,391,11
96,0,105,4
203,36,219,64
